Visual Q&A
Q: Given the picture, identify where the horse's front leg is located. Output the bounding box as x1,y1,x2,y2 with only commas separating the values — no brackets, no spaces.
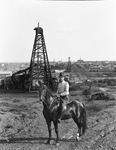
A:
46,120,52,144
53,121,59,145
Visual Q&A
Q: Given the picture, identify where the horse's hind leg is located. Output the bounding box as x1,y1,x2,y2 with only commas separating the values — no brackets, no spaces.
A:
46,121,52,144
73,118,82,141
53,121,59,144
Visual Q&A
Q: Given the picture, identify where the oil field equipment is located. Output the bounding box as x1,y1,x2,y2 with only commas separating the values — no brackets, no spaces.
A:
66,57,71,72
4,23,54,91
29,23,53,90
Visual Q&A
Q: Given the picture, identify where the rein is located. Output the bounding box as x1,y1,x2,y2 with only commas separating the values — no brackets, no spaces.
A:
45,86,64,103
42,85,60,106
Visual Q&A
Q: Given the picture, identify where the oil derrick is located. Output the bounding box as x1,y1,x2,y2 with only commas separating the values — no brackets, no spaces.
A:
66,57,71,72
29,23,53,90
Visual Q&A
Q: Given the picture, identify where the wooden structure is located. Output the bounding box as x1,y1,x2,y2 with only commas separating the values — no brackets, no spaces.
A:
5,23,54,91
66,57,71,72
29,23,53,90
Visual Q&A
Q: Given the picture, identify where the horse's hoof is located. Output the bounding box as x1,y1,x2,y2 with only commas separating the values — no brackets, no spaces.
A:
76,137,81,141
45,140,50,144
5,137,10,142
56,141,60,146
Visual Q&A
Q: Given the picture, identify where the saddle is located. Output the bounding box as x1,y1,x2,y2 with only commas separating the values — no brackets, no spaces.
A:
57,97,68,123
59,97,69,114
62,100,67,111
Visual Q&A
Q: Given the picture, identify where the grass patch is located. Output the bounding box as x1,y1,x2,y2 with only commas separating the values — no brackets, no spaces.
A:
85,101,115,116
86,103,102,113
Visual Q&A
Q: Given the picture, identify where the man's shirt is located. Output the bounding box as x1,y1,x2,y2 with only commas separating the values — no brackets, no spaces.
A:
57,80,69,96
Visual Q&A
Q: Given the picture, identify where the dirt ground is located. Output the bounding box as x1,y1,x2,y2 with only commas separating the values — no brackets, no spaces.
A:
0,87,116,150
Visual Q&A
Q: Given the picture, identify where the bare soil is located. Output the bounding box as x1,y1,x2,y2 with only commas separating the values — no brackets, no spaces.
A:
0,87,116,150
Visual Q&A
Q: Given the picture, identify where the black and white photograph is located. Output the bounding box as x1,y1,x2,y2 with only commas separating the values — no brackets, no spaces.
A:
0,0,116,149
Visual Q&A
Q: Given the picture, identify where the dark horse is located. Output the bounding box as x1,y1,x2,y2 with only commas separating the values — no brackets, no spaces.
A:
38,84,87,144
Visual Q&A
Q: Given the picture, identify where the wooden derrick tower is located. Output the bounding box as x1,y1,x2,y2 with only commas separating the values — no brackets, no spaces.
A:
29,23,53,90
66,57,71,72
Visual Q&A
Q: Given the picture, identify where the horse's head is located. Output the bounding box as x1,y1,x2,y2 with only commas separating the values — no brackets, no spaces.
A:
35,80,47,102
39,85,47,103
36,80,55,106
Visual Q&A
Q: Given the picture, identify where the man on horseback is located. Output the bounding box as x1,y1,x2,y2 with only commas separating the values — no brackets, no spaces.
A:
57,72,69,123
57,72,69,103
36,75,87,143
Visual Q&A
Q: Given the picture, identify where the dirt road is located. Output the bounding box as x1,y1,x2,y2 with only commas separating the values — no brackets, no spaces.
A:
0,88,116,150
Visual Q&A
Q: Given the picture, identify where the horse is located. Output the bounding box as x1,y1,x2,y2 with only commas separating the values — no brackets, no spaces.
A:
38,84,87,144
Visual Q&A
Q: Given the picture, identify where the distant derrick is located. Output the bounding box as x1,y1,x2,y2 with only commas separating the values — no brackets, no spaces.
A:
66,57,71,72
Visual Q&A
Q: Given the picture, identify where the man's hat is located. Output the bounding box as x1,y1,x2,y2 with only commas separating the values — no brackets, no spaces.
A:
59,72,64,77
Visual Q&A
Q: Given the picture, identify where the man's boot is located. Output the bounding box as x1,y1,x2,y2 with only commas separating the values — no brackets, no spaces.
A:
58,119,60,123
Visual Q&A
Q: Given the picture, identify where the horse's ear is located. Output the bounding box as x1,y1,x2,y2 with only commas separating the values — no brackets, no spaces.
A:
38,80,44,86
43,85,47,89
35,81,40,87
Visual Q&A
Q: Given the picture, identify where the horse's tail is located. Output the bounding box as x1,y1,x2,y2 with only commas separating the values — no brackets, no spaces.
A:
81,106,87,135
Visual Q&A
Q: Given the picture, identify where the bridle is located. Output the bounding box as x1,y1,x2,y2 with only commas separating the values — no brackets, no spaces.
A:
39,85,47,103
39,85,60,106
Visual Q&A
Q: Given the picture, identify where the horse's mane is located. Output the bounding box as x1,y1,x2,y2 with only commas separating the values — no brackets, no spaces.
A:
44,85,54,98
43,85,60,112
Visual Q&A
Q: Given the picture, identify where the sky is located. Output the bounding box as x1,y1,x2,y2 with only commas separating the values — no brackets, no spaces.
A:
0,0,116,62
